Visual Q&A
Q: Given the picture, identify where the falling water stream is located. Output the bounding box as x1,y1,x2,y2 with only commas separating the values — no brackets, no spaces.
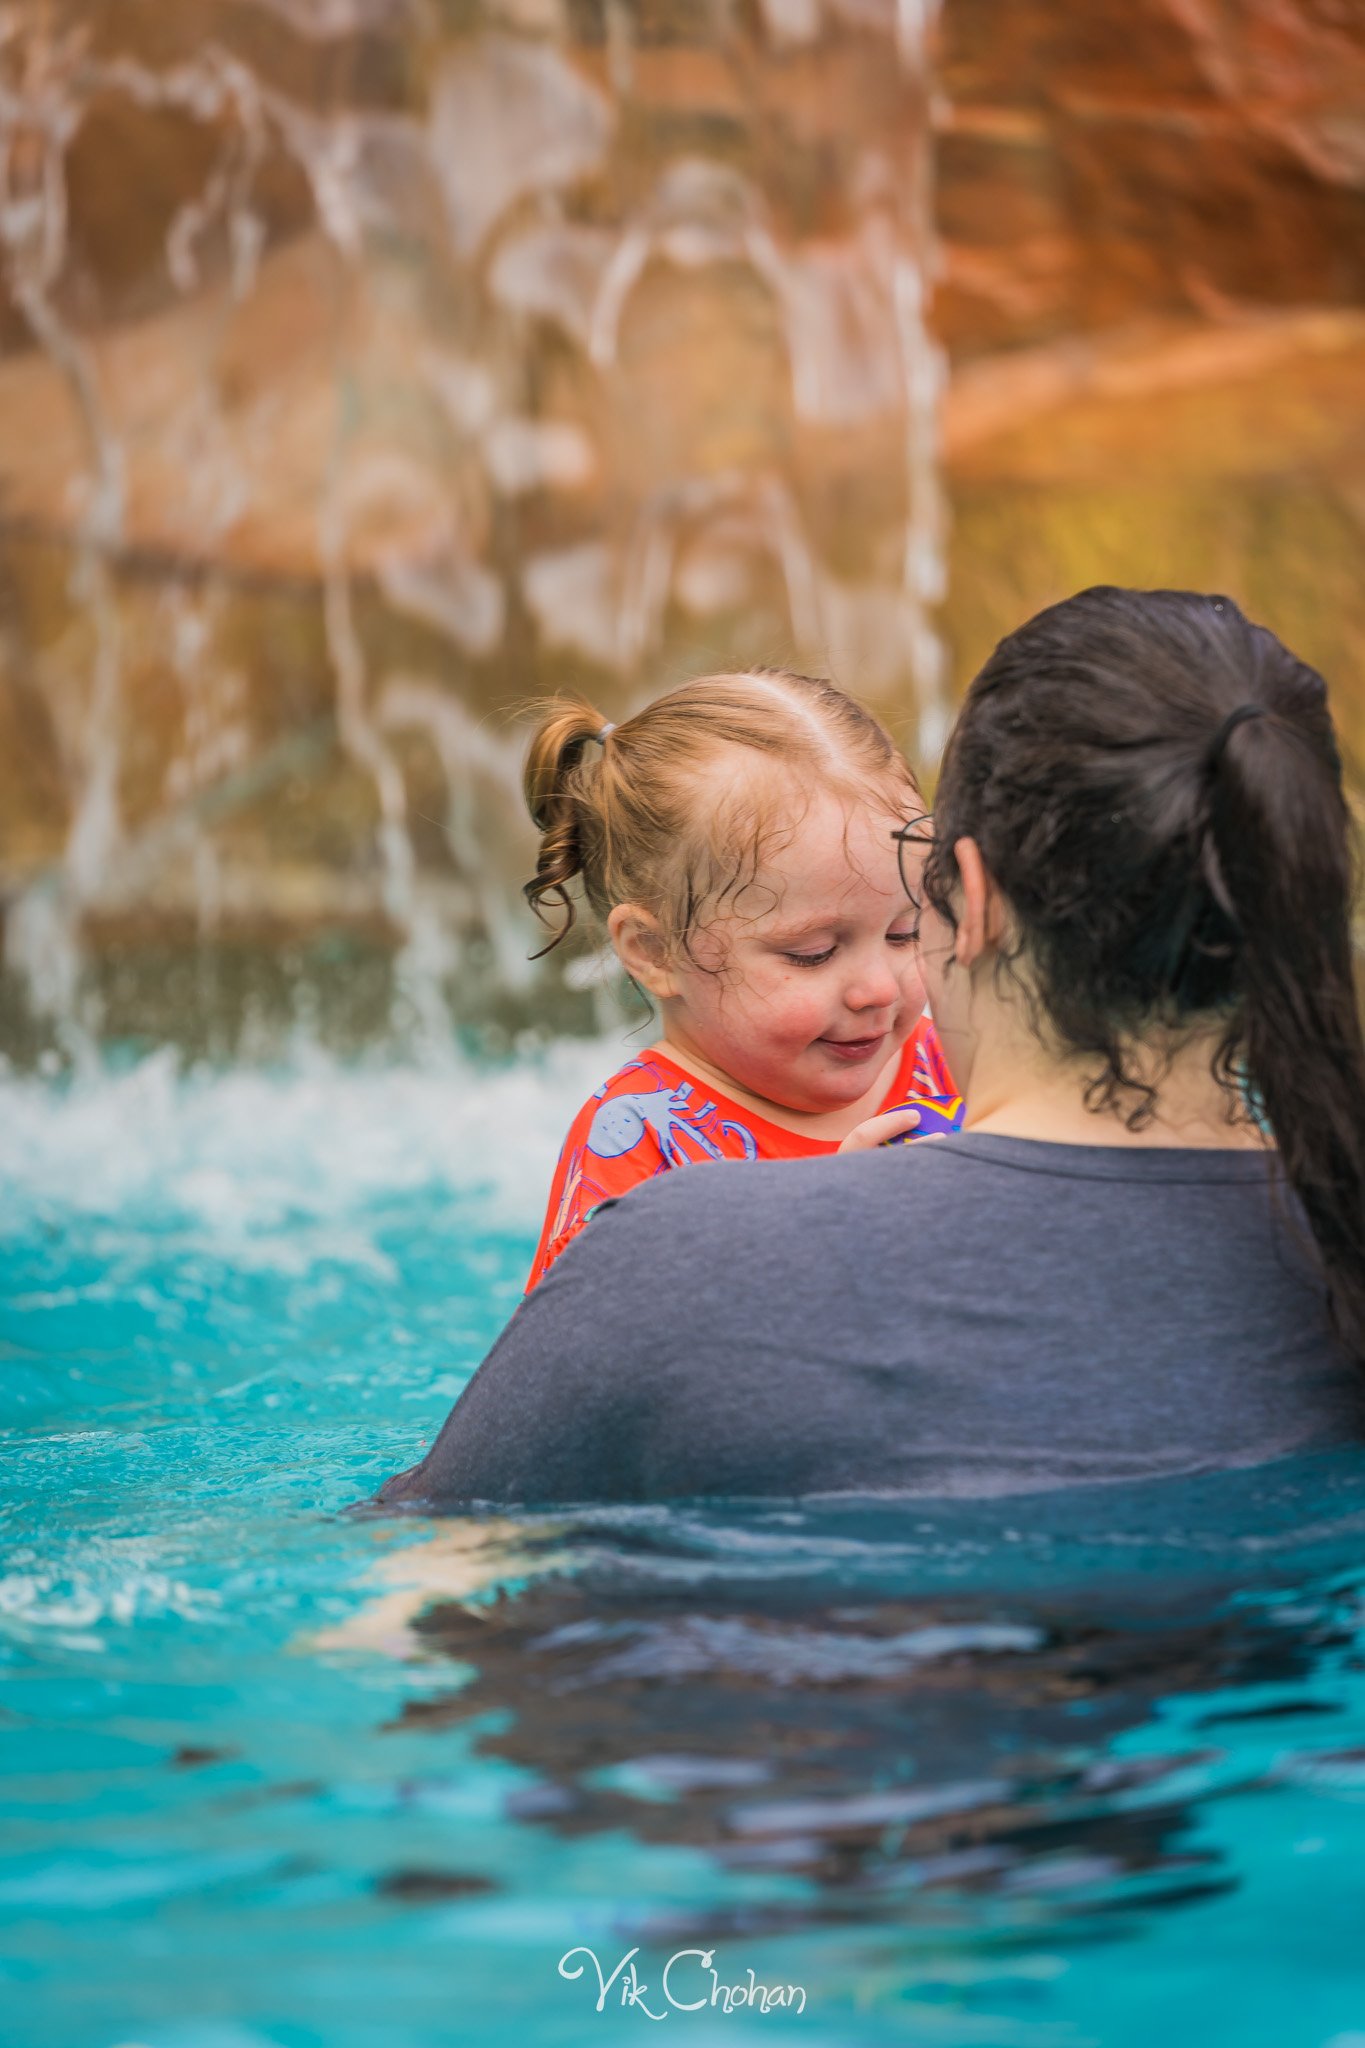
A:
0,0,947,1060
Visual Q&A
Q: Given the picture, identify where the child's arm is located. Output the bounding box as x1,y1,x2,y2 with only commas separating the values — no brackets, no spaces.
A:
525,1078,669,1290
526,1154,585,1291
527,1149,659,1288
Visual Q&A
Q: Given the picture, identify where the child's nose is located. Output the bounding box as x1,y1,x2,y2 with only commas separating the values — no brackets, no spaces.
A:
845,960,899,1013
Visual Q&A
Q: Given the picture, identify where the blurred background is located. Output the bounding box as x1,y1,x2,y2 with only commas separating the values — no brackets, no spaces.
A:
1,0,1363,1063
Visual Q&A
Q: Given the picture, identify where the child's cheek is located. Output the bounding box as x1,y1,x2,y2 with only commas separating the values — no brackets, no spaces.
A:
764,978,832,1048
896,953,928,1017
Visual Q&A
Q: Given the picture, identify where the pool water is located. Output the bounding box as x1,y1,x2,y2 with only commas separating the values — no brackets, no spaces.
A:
6,1048,1365,2048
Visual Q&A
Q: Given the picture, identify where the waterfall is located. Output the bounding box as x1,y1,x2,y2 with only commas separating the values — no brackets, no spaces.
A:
0,0,946,1061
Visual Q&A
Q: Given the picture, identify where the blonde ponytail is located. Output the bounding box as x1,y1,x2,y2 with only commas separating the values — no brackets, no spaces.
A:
522,695,614,954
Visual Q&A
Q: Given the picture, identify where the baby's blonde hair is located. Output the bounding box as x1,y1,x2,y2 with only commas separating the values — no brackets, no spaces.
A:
522,668,919,960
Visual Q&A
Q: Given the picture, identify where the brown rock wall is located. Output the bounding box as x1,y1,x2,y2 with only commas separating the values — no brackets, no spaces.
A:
939,0,1365,355
937,0,1365,765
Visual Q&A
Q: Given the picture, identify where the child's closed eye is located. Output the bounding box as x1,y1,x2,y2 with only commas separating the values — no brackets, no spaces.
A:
783,946,836,968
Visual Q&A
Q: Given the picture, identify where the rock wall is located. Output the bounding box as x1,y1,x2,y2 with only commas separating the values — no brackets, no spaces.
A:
0,0,1361,1054
936,0,1365,756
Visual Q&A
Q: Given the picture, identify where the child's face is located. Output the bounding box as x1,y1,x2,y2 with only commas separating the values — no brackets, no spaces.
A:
665,788,927,1114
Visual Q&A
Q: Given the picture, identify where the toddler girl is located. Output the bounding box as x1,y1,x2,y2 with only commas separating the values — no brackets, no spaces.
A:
522,669,961,1288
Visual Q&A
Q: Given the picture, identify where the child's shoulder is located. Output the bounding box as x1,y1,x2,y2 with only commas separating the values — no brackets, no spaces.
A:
558,1047,771,1174
588,1049,680,1104
562,1050,688,1140
548,1050,685,1158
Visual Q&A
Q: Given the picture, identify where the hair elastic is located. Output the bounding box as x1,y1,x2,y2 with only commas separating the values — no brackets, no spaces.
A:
592,722,615,746
1206,702,1266,773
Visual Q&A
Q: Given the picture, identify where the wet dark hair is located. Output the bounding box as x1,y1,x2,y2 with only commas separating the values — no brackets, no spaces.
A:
923,585,1365,1358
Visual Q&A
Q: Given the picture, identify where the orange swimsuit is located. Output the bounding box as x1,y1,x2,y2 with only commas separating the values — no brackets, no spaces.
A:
527,1016,961,1289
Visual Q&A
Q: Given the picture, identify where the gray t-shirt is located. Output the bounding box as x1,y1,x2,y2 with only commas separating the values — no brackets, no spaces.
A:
375,1135,1365,1509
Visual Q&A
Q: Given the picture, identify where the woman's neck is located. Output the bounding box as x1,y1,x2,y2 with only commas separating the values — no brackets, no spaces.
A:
946,981,1266,1151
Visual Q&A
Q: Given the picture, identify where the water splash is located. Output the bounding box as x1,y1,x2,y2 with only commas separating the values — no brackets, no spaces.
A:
0,1035,613,1245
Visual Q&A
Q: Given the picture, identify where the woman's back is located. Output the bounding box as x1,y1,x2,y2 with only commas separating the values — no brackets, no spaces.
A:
376,1136,1364,1508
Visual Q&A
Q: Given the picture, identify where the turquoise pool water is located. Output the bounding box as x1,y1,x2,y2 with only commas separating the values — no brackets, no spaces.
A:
6,1048,1365,2048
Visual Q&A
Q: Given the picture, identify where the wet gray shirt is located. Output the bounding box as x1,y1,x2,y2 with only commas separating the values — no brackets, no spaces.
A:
376,1135,1365,1509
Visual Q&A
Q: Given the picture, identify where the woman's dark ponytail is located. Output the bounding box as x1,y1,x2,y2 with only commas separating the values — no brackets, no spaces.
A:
522,696,613,954
1203,649,1365,1356
925,586,1365,1359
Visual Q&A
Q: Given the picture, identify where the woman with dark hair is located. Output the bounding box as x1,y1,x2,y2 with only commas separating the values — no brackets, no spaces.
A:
376,588,1365,1510
920,584,1365,1362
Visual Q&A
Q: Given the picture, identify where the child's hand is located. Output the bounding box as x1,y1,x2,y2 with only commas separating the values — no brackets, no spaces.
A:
838,1108,921,1154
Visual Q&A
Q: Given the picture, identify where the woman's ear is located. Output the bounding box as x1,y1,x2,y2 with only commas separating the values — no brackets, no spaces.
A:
607,904,678,1001
952,838,1007,967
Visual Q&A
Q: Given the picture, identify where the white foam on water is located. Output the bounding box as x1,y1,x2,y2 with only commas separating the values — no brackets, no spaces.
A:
0,1533,225,1654
0,1566,218,1633
0,1038,620,1245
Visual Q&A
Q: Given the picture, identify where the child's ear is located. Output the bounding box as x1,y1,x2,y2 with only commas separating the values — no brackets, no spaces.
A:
608,904,679,1001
